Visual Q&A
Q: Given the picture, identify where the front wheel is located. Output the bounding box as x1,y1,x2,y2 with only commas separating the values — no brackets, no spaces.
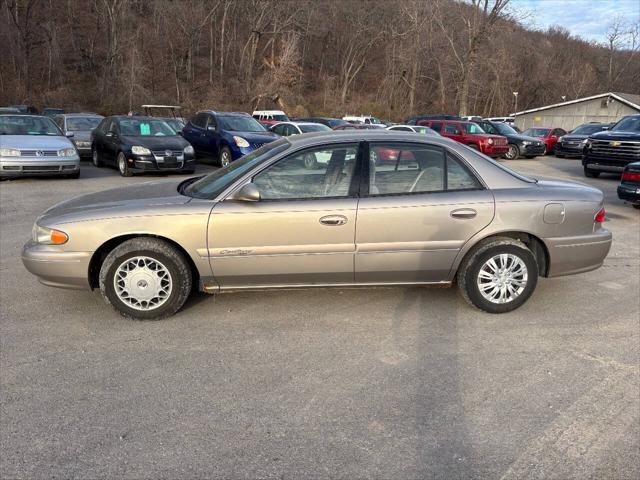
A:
505,144,520,160
584,166,600,178
99,238,193,320
118,152,132,177
219,147,232,167
457,238,538,314
92,146,103,167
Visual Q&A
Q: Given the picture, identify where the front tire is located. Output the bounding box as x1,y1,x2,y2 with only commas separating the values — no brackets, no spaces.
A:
219,147,232,167
92,146,103,167
99,238,193,320
505,144,520,160
117,152,132,177
457,237,538,314
584,166,600,178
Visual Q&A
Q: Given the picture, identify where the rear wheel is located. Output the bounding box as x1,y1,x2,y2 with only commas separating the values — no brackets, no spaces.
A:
457,237,538,314
99,238,192,320
118,152,132,177
584,166,600,178
505,144,520,160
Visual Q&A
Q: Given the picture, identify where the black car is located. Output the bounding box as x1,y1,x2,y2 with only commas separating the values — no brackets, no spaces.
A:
555,123,612,158
295,117,350,128
91,116,195,176
583,115,640,177
475,119,546,159
617,162,640,209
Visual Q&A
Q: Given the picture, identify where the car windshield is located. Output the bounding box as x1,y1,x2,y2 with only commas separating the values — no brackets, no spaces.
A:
184,139,290,199
523,128,550,137
570,124,606,135
219,116,266,132
611,116,640,133
0,115,61,135
463,123,486,134
164,119,185,132
119,118,176,136
299,124,331,133
492,122,518,135
66,116,103,131
415,126,438,135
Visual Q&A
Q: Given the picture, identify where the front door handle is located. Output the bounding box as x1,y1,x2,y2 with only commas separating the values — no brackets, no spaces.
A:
319,215,348,226
450,208,477,219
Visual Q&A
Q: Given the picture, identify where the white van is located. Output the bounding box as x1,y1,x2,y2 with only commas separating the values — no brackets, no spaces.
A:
342,115,385,126
252,110,289,125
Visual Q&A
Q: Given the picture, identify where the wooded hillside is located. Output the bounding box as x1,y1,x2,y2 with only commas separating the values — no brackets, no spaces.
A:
1,0,638,119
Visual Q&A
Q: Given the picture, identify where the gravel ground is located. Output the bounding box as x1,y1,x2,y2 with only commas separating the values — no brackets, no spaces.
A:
1,156,638,479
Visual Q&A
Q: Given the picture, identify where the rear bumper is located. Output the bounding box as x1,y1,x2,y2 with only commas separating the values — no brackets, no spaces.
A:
21,241,92,290
544,229,612,277
617,184,640,204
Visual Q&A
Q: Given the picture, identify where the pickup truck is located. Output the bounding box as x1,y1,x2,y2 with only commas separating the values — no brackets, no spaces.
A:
583,114,640,177
418,120,509,157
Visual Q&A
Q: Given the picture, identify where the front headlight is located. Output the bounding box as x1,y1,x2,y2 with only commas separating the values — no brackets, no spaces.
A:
0,148,21,157
183,145,194,155
32,224,68,245
131,146,151,155
233,136,250,148
558,136,564,142
582,138,591,145
58,148,77,157
522,140,531,145
487,138,494,145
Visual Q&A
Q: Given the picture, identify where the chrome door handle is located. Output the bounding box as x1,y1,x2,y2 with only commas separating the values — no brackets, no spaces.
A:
319,215,348,226
450,208,477,219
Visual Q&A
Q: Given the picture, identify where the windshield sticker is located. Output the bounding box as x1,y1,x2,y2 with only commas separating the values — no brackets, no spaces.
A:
140,123,151,135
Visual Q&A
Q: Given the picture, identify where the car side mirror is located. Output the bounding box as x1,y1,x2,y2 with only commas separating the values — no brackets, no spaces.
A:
229,183,261,202
106,131,115,138
602,126,609,130
207,125,216,132
65,131,74,138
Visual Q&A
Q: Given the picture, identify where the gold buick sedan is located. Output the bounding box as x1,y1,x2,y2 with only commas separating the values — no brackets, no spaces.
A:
22,132,612,320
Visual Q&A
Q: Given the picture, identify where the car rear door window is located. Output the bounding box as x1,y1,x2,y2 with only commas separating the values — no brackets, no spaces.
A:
253,144,359,200
369,143,482,195
430,122,443,132
444,123,460,135
191,113,208,129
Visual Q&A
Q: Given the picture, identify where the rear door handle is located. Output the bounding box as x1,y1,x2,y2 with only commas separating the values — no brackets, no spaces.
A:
450,208,477,219
319,215,348,226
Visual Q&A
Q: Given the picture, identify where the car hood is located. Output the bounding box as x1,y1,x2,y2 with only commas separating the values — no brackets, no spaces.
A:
120,135,189,149
589,131,640,141
560,134,589,141
0,135,74,149
506,133,544,143
227,131,279,143
38,178,190,225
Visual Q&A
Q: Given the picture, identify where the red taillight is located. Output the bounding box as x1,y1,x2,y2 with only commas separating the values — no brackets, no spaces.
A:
594,207,606,223
622,171,640,182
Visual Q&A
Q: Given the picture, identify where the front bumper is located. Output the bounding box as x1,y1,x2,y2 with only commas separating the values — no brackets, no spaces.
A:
545,228,612,277
554,142,583,157
582,155,635,173
617,184,640,204
482,144,509,157
127,153,195,172
521,142,546,156
73,141,92,157
0,156,80,177
22,240,92,290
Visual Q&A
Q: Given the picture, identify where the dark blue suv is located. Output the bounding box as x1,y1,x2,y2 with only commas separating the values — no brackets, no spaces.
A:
182,111,279,166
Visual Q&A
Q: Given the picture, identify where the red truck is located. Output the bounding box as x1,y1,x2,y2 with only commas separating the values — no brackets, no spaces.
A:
418,120,509,157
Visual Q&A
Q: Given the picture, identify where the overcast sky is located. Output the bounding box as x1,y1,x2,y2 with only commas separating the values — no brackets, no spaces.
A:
509,0,640,45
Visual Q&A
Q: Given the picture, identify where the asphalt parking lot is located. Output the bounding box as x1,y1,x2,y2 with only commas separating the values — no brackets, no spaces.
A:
1,157,638,479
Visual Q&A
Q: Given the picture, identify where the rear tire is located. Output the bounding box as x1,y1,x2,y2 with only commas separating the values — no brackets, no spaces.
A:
99,238,192,320
457,237,538,314
584,166,600,178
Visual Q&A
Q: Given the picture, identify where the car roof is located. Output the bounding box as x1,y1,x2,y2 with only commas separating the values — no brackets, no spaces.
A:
197,111,250,117
282,130,459,147
60,113,103,117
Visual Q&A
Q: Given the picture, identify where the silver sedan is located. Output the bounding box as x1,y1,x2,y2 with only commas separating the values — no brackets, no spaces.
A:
22,131,611,320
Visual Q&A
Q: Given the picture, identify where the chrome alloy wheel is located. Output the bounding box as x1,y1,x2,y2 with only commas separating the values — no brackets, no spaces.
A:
477,253,528,304
114,256,173,311
220,150,231,167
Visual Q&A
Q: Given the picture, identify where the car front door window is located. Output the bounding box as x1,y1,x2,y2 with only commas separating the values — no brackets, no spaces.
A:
253,144,358,200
